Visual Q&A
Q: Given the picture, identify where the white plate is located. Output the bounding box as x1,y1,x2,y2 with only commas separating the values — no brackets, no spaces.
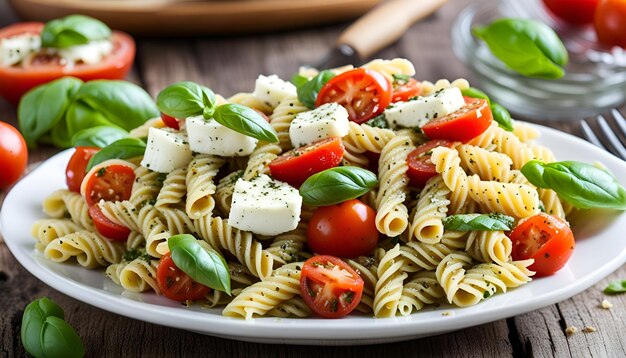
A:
2,123,626,345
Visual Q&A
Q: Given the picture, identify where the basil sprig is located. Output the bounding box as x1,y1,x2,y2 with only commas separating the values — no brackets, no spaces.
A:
299,167,378,206
293,70,335,109
604,280,626,294
168,234,231,294
462,87,514,131
71,126,128,148
41,14,111,49
443,213,515,231
86,137,146,172
521,160,626,209
473,18,568,79
156,81,278,143
21,297,85,358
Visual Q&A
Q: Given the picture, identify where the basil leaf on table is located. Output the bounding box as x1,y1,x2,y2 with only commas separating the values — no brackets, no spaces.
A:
86,137,146,171
521,160,626,209
473,18,568,79
300,167,378,206
295,70,335,109
71,125,129,148
443,213,515,231
40,316,85,358
168,234,231,294
41,14,111,48
157,81,216,119
462,87,514,131
604,280,626,294
18,77,83,149
212,103,279,143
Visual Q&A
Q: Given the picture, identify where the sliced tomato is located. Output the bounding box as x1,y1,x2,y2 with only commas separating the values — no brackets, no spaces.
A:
88,204,130,241
421,97,492,142
509,213,575,277
160,113,180,130
81,160,135,207
316,68,392,123
406,139,454,188
66,146,100,193
307,199,378,258
157,253,211,301
391,77,421,103
269,137,344,187
0,22,135,105
300,255,364,318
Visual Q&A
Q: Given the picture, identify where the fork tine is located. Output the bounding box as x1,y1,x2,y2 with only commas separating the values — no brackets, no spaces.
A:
611,109,626,138
580,119,607,150
597,115,626,160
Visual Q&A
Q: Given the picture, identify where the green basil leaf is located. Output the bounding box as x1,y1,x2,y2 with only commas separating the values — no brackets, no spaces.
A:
71,125,128,148
18,77,83,149
168,234,231,294
41,14,111,48
473,18,568,79
443,213,515,231
21,297,68,358
604,280,626,294
490,102,514,132
157,81,216,119
86,137,146,172
300,167,378,206
212,103,279,143
364,114,389,129
521,160,626,209
290,74,308,88
296,70,335,109
461,87,491,105
40,316,85,358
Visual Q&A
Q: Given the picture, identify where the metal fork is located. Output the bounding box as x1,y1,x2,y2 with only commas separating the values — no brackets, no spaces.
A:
580,108,626,160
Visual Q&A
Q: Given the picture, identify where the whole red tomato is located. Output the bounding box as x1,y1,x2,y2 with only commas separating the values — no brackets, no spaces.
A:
594,0,626,48
0,122,28,190
543,0,599,25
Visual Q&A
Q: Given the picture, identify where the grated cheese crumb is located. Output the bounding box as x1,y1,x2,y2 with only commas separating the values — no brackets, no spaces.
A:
582,326,597,333
601,299,613,309
565,326,578,335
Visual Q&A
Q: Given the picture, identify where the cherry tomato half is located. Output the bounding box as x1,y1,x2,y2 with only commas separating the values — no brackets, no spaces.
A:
421,97,492,142
316,68,392,123
594,0,626,48
543,0,599,25
81,159,135,207
269,137,344,187
157,253,211,301
509,213,575,277
0,122,28,190
391,77,421,103
406,139,454,188
300,255,364,318
307,199,378,258
88,204,130,241
0,22,135,105
160,113,180,130
66,146,100,193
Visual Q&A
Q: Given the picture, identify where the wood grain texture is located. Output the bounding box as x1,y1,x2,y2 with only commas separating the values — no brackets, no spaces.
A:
1,0,625,356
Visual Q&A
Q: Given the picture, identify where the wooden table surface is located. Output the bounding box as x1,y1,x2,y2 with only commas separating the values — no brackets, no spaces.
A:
1,0,625,356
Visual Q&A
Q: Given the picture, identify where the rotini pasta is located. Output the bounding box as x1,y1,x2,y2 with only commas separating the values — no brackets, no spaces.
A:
186,154,224,219
408,175,450,244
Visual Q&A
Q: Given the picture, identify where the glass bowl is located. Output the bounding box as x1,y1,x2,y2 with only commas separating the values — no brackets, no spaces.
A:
451,0,626,120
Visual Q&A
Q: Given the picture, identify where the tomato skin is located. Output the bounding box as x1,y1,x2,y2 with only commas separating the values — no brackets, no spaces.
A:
509,213,575,277
406,139,454,188
160,113,180,130
307,199,378,258
316,68,392,124
0,122,28,190
0,23,135,105
421,97,492,142
81,160,135,207
300,255,364,318
594,0,626,48
269,137,344,187
543,0,599,25
156,253,211,301
66,146,100,193
88,204,131,241
391,78,421,103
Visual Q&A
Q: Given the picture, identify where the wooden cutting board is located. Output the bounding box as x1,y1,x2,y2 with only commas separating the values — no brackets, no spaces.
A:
7,0,382,35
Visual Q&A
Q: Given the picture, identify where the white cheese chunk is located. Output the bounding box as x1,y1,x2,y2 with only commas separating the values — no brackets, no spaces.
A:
141,127,192,173
252,74,297,108
289,103,349,147
0,33,41,66
229,174,302,236
385,87,466,129
58,39,113,66
186,115,257,156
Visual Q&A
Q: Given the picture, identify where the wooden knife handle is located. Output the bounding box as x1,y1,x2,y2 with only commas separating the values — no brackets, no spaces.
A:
338,0,448,59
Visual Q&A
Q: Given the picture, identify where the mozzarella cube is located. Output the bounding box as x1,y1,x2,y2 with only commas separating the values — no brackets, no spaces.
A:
385,87,466,128
252,74,297,108
141,127,192,173
289,103,349,147
185,115,257,156
0,34,40,66
229,174,302,236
